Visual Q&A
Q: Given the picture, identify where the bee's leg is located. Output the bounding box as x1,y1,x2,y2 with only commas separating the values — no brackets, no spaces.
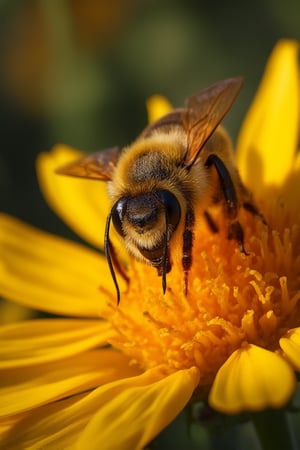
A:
182,207,195,295
205,154,238,219
243,201,267,224
227,221,248,254
205,154,247,252
204,210,219,233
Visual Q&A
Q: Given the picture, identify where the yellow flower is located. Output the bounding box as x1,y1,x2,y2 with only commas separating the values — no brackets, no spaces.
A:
0,39,300,449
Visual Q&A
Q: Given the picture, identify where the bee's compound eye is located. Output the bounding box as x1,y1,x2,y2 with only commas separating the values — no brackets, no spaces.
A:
157,190,181,230
111,198,127,237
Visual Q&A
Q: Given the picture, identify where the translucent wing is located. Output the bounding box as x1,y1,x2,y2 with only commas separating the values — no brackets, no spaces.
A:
56,147,120,181
183,77,243,167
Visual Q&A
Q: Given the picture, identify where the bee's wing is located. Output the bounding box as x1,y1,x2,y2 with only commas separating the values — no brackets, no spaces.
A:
183,77,243,167
56,147,120,181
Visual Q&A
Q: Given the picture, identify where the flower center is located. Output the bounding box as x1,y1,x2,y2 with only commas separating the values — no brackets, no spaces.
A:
100,195,300,386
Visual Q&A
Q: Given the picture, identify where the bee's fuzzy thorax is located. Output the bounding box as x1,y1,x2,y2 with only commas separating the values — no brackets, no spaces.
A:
108,131,210,210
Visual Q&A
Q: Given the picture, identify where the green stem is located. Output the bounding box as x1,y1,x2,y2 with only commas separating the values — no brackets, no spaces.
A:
252,409,299,450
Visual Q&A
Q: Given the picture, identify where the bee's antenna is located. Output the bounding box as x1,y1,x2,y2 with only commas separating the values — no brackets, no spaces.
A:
161,210,170,295
104,211,121,304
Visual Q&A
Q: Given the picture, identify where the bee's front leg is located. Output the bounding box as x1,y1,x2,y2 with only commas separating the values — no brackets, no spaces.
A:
205,153,247,251
227,220,248,254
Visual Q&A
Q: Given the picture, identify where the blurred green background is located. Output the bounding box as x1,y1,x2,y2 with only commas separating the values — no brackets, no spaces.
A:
1,0,299,239
0,2,299,448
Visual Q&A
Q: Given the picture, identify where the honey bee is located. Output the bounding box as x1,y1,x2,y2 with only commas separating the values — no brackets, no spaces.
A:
57,78,261,302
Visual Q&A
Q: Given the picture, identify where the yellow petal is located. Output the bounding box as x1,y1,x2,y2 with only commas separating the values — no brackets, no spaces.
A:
36,145,111,249
0,214,121,317
0,299,34,325
236,40,299,194
1,391,87,449
280,327,300,371
0,369,167,449
78,367,200,450
0,349,139,416
0,319,115,368
209,344,296,414
146,95,173,123
0,412,27,436
281,151,300,214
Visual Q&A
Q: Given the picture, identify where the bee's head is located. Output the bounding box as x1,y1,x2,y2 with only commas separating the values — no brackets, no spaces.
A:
111,190,181,238
104,189,181,302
